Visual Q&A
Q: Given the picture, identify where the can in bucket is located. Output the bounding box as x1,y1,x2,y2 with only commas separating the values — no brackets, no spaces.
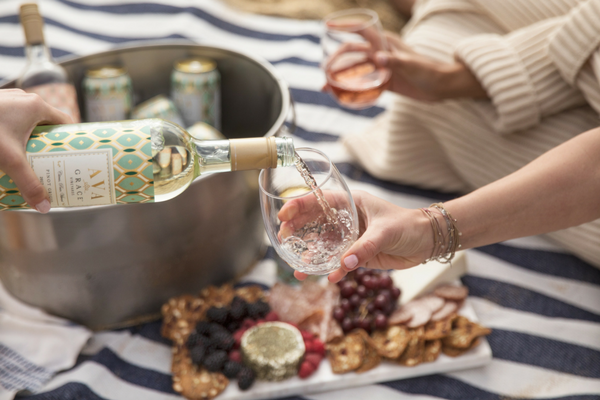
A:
132,95,185,127
83,65,132,122
171,58,220,130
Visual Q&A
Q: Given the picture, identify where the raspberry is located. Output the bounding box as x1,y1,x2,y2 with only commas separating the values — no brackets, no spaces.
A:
304,353,322,369
304,340,315,353
264,311,279,321
228,349,242,363
237,366,255,391
233,329,246,348
241,318,256,330
301,331,314,341
206,307,229,325
312,339,325,356
298,360,315,379
203,350,228,372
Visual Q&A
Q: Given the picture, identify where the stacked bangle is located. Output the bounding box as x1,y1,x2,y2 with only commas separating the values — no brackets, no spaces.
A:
420,203,462,264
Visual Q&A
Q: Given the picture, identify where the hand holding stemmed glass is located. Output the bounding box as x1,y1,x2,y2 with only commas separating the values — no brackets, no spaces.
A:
259,148,359,276
321,8,391,109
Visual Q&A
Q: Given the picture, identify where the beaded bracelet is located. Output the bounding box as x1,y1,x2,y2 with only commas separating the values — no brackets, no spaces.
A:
430,202,462,263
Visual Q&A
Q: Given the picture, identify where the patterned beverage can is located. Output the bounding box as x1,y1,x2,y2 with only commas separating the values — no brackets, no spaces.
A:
132,95,185,127
84,66,132,122
171,58,221,130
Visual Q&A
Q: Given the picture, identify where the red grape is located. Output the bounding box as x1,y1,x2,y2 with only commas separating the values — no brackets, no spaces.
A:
391,287,401,300
356,285,368,298
379,274,393,289
349,293,361,308
374,313,388,330
340,281,355,298
341,317,354,333
340,298,352,312
374,293,389,310
333,306,344,322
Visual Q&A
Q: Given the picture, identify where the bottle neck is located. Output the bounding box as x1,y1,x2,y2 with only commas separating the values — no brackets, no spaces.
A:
25,43,53,64
192,137,295,177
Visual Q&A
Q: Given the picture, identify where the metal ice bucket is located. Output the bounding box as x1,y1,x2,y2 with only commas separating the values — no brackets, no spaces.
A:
0,42,294,329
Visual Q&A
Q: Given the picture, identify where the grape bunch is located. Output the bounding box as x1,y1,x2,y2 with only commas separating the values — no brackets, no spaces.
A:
332,268,401,334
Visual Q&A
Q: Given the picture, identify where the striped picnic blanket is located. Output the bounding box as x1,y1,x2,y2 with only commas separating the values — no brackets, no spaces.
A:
0,1,599,399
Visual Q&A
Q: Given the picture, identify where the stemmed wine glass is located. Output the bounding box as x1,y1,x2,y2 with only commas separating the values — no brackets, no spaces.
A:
259,148,359,275
321,8,391,109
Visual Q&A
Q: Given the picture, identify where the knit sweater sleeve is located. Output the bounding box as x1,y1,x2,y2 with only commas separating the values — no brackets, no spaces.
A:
453,1,600,135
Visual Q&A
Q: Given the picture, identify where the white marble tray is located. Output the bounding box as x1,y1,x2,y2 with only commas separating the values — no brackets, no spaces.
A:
218,300,492,400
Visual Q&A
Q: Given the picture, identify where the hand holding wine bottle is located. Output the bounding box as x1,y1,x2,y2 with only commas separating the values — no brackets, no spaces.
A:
0,89,72,213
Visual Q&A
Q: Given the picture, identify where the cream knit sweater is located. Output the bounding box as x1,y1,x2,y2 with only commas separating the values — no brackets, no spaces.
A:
343,0,600,266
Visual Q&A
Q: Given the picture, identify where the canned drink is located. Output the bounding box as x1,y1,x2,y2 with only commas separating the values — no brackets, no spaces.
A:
83,65,132,122
171,58,221,130
132,94,185,127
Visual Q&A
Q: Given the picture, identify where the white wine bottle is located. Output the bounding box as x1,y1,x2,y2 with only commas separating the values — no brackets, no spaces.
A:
17,3,80,122
0,119,295,210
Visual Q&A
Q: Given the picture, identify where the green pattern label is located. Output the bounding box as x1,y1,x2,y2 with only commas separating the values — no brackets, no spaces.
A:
0,121,155,210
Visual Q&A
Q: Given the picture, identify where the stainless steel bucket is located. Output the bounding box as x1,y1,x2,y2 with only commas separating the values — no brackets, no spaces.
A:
0,42,294,330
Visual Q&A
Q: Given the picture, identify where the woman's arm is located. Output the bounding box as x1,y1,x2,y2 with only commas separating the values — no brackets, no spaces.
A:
447,126,600,248
306,126,600,282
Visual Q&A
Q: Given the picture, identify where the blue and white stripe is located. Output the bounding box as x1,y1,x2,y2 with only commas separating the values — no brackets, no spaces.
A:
0,0,599,399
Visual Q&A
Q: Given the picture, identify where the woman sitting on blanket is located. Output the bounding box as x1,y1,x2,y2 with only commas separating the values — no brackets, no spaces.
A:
335,0,600,268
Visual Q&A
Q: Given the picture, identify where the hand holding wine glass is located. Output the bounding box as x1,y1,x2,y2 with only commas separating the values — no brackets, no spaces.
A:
321,9,391,109
259,148,359,275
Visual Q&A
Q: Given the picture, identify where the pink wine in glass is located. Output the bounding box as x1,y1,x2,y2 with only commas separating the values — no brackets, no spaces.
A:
326,58,390,109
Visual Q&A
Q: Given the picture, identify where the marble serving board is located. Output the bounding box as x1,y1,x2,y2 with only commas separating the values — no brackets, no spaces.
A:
218,252,492,400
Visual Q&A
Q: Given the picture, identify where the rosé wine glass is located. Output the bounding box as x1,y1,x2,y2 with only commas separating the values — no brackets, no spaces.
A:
322,8,390,109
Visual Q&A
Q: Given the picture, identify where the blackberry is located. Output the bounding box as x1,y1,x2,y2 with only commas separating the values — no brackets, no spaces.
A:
189,343,206,365
247,299,270,319
226,320,241,333
208,322,228,336
203,350,228,372
222,360,243,379
195,321,212,336
212,331,235,351
206,306,229,325
237,366,255,391
229,296,248,320
186,331,203,349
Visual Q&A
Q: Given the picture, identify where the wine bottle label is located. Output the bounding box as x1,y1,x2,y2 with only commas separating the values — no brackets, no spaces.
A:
25,82,81,123
0,122,155,210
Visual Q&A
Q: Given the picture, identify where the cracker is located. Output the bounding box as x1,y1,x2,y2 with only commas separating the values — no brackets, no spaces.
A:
200,284,235,308
326,331,366,374
175,368,229,400
354,329,381,373
442,338,481,358
396,327,425,367
161,295,208,344
423,339,442,363
371,325,411,359
442,318,491,349
423,315,455,340
235,285,266,303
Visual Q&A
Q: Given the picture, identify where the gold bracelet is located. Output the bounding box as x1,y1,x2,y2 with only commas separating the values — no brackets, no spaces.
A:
420,207,443,263
430,203,462,263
